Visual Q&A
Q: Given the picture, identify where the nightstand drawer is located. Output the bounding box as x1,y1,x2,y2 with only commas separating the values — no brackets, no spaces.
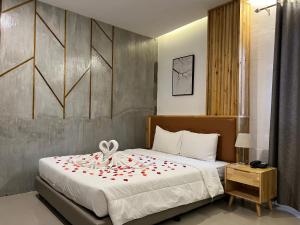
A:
227,167,260,187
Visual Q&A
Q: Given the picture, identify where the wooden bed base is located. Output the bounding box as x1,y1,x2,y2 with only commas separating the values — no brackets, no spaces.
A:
36,176,224,225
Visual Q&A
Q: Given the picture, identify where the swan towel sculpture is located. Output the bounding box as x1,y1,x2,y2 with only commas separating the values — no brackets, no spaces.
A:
68,140,150,169
99,140,119,160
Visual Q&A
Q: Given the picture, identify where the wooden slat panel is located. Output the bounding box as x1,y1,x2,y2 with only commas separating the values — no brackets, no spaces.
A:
207,0,250,116
232,0,239,115
239,0,251,117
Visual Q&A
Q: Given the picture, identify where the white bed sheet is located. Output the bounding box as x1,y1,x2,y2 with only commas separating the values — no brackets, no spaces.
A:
39,149,227,219
215,161,228,180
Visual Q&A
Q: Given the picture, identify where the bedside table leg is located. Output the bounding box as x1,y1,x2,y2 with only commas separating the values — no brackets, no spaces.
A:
229,195,234,207
256,204,261,216
268,200,273,210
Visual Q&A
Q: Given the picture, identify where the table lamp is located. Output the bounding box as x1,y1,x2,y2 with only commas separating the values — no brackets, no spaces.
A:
235,133,251,164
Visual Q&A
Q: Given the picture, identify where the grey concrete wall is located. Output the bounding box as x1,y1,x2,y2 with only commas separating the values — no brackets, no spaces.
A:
0,0,157,196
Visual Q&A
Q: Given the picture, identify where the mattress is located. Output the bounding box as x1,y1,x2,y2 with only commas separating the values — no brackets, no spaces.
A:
214,160,228,180
39,149,228,218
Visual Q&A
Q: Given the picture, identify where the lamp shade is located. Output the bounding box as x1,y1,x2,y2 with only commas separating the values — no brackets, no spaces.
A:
235,133,251,148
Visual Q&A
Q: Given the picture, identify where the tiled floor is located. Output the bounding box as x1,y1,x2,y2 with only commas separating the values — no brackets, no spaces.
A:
0,192,299,225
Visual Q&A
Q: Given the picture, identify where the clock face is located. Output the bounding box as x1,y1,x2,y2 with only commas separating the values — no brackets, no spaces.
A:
172,55,194,96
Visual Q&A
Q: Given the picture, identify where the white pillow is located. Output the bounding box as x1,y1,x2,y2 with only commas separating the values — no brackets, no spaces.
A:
180,131,219,161
152,126,182,155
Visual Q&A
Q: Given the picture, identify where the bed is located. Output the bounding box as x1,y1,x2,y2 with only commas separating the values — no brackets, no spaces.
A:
36,116,237,225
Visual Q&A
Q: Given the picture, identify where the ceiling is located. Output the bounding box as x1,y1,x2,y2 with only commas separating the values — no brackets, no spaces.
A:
41,0,229,38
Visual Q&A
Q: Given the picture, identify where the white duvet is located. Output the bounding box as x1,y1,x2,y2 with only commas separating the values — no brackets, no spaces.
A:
39,149,224,225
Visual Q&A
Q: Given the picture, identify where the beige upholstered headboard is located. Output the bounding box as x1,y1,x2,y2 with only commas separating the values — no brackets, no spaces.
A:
146,116,237,163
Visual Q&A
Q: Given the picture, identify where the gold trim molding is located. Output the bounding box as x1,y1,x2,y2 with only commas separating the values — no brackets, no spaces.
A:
1,0,33,14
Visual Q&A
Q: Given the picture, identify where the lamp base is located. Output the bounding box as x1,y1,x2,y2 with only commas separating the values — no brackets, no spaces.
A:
236,148,249,164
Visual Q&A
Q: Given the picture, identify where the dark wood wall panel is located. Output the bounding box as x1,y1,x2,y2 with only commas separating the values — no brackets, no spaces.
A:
207,0,250,117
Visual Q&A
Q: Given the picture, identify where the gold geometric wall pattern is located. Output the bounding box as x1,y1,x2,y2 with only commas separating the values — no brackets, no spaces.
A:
0,0,114,119
0,0,34,76
0,0,157,198
35,2,65,113
0,0,34,119
91,19,114,119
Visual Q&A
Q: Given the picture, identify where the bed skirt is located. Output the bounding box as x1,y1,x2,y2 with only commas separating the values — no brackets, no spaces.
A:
36,176,224,225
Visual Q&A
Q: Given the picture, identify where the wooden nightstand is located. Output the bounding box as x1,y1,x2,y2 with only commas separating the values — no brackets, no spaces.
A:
225,163,277,216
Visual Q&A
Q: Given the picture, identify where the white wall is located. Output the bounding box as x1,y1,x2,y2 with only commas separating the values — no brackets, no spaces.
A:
157,18,207,115
249,7,276,161
157,9,276,161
